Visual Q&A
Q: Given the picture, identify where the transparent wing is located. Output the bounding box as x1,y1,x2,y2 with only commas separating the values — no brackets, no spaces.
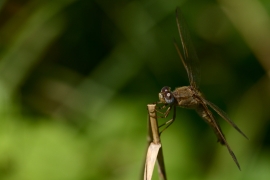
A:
175,8,200,88
203,98,248,140
197,96,241,170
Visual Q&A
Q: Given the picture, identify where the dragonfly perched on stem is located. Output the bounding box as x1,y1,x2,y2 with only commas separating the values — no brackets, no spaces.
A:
157,8,248,170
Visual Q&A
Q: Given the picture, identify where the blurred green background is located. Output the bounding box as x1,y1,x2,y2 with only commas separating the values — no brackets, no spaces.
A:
0,0,270,179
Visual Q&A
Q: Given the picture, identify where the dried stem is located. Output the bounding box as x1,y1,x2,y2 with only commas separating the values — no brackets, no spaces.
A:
143,104,167,180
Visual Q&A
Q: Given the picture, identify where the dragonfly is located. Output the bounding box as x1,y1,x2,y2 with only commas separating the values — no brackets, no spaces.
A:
158,8,248,170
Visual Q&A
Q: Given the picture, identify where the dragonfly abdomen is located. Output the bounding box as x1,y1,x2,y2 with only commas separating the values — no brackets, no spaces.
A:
196,106,226,145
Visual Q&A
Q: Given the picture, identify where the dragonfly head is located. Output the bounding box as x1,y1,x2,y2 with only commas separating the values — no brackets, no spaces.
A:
159,86,175,104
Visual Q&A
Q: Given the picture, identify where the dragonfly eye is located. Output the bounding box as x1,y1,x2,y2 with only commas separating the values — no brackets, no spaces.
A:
164,92,174,104
159,86,174,104
161,86,171,93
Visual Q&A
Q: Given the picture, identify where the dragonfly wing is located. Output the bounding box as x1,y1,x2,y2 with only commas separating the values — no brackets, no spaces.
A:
197,97,241,170
203,98,248,140
175,8,200,88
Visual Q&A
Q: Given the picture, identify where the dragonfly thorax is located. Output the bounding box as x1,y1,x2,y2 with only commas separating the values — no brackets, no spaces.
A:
172,86,200,109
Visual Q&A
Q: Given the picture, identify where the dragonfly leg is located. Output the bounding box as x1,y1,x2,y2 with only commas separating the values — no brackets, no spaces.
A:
155,103,171,118
159,105,176,135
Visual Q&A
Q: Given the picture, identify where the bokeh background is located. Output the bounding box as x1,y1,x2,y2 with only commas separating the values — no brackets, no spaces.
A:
0,0,270,179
